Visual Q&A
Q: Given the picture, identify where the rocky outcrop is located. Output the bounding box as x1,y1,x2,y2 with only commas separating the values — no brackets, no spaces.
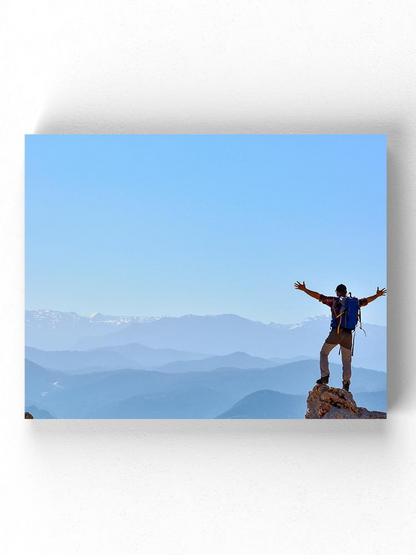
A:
306,385,386,419
25,411,34,419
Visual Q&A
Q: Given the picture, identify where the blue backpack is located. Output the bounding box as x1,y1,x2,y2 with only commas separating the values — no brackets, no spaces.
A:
336,295,360,331
335,294,366,355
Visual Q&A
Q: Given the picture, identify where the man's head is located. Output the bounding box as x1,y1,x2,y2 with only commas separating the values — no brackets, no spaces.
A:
336,284,347,296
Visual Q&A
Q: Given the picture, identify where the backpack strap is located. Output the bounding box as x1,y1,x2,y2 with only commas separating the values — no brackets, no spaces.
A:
334,297,344,335
336,313,342,335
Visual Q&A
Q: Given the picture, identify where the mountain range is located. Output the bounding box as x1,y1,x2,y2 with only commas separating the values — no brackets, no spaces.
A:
25,358,386,419
26,310,386,371
25,309,386,418
25,346,287,374
25,344,211,374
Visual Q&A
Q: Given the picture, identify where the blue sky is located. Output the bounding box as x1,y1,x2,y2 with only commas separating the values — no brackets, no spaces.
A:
25,134,386,325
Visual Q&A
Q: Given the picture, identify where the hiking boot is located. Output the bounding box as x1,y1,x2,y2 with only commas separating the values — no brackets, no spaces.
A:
316,376,329,385
342,381,350,392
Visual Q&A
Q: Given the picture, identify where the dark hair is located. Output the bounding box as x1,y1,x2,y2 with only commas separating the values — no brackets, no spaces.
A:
336,284,347,296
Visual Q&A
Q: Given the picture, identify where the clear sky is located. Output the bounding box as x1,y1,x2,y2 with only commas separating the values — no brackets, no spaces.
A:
25,134,386,325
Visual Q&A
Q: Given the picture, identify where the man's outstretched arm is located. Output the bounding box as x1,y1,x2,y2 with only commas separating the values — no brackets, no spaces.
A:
294,281,321,301
365,287,387,304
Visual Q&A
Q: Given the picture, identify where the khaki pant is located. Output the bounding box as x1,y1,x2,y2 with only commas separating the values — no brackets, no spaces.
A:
320,328,352,383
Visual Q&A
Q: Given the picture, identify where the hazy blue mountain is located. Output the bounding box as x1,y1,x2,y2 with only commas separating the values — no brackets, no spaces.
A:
216,390,306,419
153,351,276,373
25,360,66,405
71,313,385,371
86,387,229,419
72,313,305,355
98,343,211,366
25,405,55,419
25,364,179,418
26,358,386,419
25,346,141,373
25,343,210,374
269,355,317,364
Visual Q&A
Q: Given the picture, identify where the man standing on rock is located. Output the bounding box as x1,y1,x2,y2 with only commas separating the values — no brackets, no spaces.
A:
294,281,386,391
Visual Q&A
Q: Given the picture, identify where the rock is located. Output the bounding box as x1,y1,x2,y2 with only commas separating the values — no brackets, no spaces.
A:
356,407,387,419
322,407,360,419
25,411,34,419
306,385,386,419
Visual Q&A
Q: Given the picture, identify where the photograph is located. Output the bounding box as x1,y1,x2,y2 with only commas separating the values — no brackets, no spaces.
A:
25,134,386,419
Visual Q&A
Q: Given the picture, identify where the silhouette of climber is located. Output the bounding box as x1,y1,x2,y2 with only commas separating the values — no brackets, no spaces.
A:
294,281,386,391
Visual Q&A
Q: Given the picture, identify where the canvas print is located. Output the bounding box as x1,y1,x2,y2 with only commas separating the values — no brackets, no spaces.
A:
25,135,387,419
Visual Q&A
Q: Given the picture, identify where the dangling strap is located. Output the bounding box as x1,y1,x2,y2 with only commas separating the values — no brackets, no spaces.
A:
351,308,366,357
336,311,343,355
358,308,367,337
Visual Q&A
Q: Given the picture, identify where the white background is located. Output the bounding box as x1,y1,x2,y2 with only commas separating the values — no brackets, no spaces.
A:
1,1,415,553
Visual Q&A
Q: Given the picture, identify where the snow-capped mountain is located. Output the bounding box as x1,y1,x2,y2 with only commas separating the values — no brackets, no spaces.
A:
25,309,160,350
288,314,330,330
28,308,160,327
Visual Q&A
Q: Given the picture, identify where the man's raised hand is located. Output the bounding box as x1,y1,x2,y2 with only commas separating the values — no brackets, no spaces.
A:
377,287,387,297
294,280,306,292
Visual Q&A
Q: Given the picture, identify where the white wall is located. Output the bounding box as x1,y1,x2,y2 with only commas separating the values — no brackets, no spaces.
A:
1,1,415,553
